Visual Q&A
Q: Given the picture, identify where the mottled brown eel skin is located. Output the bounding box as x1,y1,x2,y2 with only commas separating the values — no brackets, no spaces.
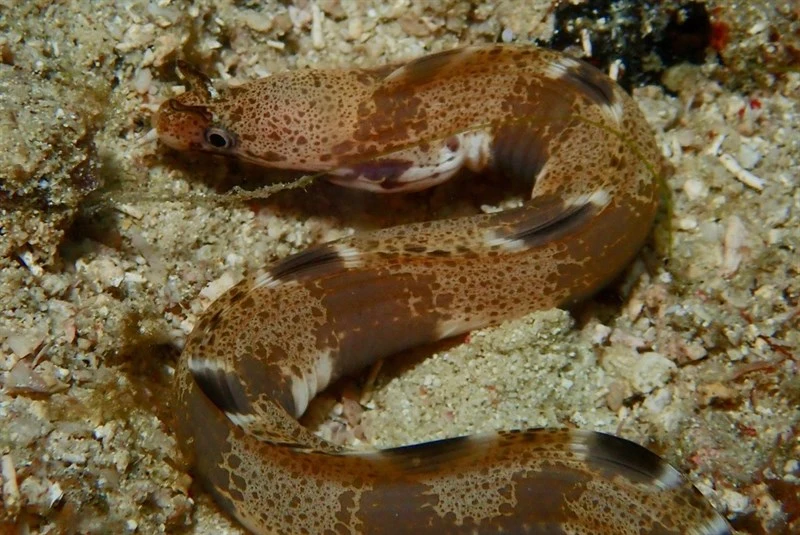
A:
154,45,733,534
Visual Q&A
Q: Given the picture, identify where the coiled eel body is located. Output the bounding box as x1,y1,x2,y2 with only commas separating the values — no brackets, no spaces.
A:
155,45,732,534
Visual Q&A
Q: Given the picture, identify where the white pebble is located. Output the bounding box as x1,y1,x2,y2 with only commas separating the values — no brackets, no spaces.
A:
720,488,751,513
682,177,708,200
737,143,761,169
722,216,747,276
133,68,152,94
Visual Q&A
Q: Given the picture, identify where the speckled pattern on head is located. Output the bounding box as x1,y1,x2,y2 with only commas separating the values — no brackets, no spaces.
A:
157,45,732,534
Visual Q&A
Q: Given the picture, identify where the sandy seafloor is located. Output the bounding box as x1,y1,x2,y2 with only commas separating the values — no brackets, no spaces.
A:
0,0,798,533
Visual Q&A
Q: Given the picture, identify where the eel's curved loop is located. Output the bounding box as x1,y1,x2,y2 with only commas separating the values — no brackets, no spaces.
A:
157,45,732,534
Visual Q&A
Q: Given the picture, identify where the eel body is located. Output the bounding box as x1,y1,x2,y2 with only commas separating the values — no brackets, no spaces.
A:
155,45,732,534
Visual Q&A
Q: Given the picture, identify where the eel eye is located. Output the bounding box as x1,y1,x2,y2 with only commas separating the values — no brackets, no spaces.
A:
204,128,235,149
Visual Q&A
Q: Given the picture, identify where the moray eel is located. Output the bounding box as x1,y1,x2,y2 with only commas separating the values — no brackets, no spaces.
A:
155,45,732,534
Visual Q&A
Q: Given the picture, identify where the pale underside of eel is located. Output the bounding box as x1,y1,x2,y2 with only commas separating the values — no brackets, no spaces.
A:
154,44,733,534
